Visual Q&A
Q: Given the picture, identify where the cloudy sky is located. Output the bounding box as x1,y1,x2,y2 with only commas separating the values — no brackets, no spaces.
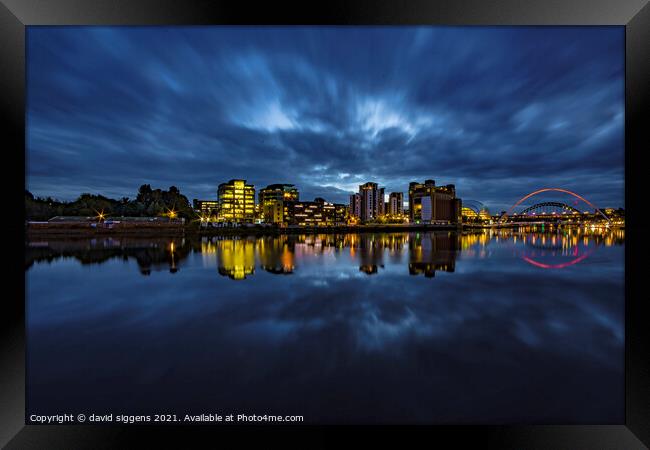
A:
26,26,624,212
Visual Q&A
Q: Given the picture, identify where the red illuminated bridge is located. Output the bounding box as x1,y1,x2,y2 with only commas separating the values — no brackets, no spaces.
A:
498,188,611,224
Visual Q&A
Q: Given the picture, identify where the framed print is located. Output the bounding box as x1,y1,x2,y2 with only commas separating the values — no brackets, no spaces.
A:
2,0,649,447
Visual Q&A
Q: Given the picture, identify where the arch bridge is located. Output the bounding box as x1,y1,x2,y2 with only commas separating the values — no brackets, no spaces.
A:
499,188,610,224
518,201,582,216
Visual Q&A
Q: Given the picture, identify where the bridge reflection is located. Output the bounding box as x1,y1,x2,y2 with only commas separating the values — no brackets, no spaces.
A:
25,227,624,278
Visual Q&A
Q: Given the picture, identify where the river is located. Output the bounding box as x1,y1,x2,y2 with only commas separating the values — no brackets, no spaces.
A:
25,227,625,424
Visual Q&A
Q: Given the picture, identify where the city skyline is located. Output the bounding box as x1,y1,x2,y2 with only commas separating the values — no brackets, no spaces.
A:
27,26,624,213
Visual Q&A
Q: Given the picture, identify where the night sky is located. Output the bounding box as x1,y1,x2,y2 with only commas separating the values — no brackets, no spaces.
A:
26,26,624,213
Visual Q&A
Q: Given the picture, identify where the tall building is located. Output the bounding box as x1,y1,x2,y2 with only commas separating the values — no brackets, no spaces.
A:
349,193,361,219
388,192,404,216
358,182,385,222
408,179,461,224
217,179,256,223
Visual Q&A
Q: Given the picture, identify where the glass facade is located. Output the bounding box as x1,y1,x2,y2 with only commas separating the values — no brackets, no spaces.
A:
259,184,299,223
217,179,256,223
259,184,299,204
193,199,219,218
279,199,349,226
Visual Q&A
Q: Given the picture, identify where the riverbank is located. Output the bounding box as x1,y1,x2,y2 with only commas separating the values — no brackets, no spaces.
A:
25,222,186,238
26,222,462,238
27,221,618,239
191,223,462,236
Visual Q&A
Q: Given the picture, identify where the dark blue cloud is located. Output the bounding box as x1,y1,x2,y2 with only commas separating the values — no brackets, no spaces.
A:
26,26,624,212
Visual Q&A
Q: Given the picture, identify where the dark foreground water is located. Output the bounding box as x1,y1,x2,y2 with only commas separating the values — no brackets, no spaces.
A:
26,227,625,424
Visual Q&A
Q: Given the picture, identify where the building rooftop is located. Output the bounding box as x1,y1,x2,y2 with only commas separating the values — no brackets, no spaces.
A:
262,184,296,189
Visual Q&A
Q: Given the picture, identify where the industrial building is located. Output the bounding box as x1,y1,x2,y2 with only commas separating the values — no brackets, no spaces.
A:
408,180,461,224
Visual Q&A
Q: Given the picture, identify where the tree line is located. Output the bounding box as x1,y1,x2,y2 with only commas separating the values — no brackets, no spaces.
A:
25,184,195,221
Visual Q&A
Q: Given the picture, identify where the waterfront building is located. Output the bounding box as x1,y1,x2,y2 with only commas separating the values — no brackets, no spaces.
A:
283,201,318,226
259,184,298,211
264,197,349,227
262,199,285,224
333,203,349,225
461,206,477,220
478,208,490,221
259,184,299,223
193,199,219,218
358,182,385,222
217,179,256,223
349,193,361,219
388,192,404,216
603,208,625,224
408,179,461,224
254,203,263,224
315,198,349,226
259,184,299,203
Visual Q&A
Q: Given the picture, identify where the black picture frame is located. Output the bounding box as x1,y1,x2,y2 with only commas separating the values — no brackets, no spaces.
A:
2,0,648,447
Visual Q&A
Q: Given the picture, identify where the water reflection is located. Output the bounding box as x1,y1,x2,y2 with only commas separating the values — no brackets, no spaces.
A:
26,226,625,423
409,232,458,277
216,239,256,280
258,236,295,275
25,236,189,275
25,227,625,278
